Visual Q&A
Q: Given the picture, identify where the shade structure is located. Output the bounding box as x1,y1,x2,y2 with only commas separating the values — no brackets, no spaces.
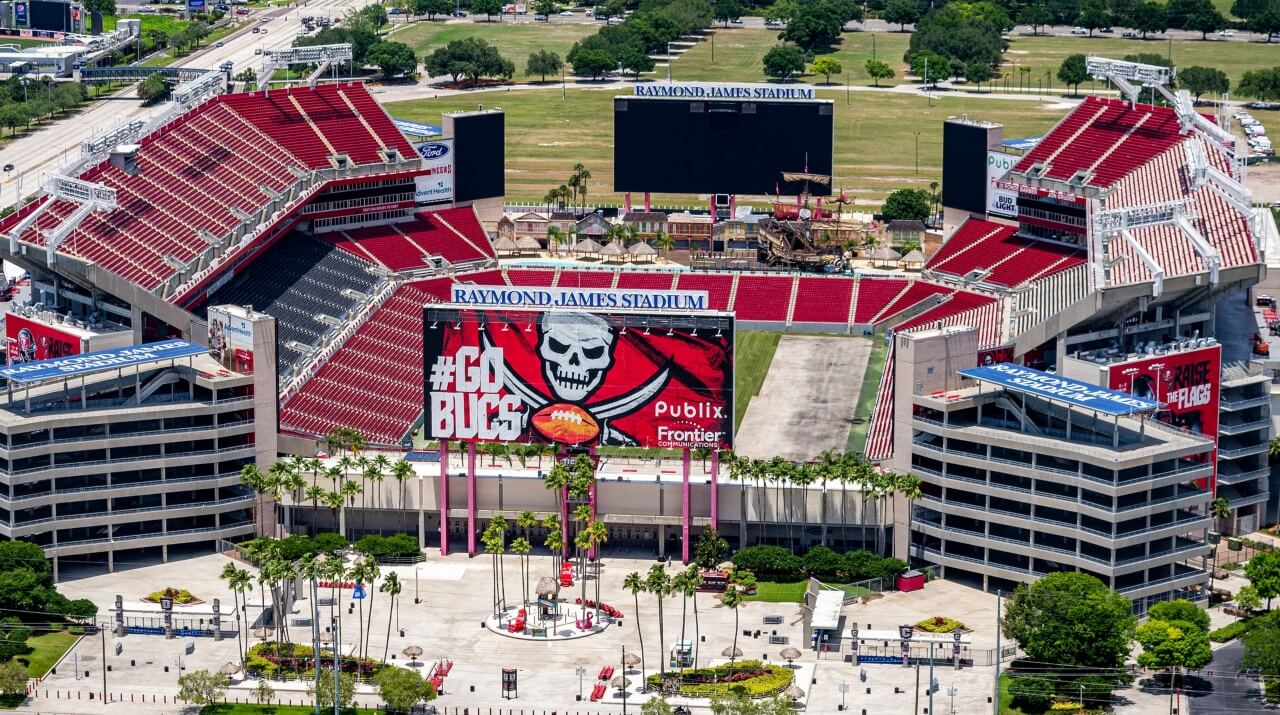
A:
252,627,273,639
785,685,805,700
628,242,657,256
780,647,802,662
870,246,901,262
535,576,559,598
623,652,641,668
600,241,625,257
516,236,542,251
611,676,632,690
573,238,602,254
402,645,424,660
494,236,518,254
721,646,743,658
219,662,240,676
900,248,926,265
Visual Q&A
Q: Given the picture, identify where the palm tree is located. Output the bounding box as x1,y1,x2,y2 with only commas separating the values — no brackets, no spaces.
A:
688,569,704,668
544,461,571,567
349,559,370,661
321,553,346,624
899,473,922,561
304,485,326,533
542,514,563,576
220,563,252,667
493,515,510,609
510,536,533,607
323,490,344,533
672,568,696,672
380,572,401,662
482,521,504,615
391,460,414,533
240,464,269,534
653,229,674,257
267,461,292,533
574,518,593,609
646,564,673,679
624,572,647,684
361,557,382,661
516,510,538,543
1209,496,1231,591
340,480,362,538
584,520,608,621
722,584,744,675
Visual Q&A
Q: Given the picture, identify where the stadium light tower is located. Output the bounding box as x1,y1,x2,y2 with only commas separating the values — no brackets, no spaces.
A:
258,44,354,94
38,175,119,266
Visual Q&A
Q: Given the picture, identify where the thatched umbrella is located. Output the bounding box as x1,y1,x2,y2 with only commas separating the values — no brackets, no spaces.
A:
535,576,559,600
252,627,273,640
623,652,641,672
600,241,626,263
869,245,901,267
721,646,743,659
402,645,423,665
516,236,542,254
573,238,602,255
900,248,926,268
628,242,657,262
785,685,805,701
219,662,241,676
494,236,518,255
780,647,802,665
611,675,631,695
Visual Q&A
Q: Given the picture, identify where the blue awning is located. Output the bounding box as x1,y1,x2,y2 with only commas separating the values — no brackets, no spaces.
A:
1002,136,1042,151
0,339,207,384
392,118,443,138
958,363,1159,416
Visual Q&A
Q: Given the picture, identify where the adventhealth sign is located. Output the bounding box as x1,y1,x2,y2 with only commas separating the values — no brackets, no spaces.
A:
635,83,817,101
959,362,1160,416
450,286,710,311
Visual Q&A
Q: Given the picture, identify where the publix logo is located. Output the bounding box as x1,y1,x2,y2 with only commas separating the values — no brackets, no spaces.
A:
417,143,449,160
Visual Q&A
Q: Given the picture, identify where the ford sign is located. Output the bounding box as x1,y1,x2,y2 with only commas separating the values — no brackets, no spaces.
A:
418,143,449,160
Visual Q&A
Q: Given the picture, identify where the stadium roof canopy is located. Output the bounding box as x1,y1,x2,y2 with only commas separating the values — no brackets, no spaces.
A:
0,339,206,384
958,363,1159,416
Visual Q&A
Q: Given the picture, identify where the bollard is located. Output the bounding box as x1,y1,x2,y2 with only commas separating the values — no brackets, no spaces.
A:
108,665,112,672
867,688,871,694
131,660,135,666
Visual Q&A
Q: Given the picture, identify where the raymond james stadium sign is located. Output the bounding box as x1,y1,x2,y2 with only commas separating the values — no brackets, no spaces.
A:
450,286,710,311
635,83,817,101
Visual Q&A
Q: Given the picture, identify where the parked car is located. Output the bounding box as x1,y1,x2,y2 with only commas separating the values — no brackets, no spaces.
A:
559,9,573,13
1248,102,1279,110
1071,26,1088,34
1218,29,1234,37
1122,30,1138,38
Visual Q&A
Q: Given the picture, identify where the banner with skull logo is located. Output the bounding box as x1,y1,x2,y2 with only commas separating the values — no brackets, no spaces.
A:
424,307,734,449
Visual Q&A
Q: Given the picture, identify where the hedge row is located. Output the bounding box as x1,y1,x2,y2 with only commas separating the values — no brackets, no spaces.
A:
730,545,906,582
645,660,793,698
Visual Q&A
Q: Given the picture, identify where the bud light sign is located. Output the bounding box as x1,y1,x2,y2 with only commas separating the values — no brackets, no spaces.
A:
413,139,454,204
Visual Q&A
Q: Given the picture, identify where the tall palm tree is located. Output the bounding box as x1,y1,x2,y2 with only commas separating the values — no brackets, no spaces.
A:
391,460,414,533
543,461,571,567
493,515,510,610
240,464,268,534
380,572,401,662
688,569,704,668
542,514,563,576
306,457,324,489
516,510,538,543
348,559,369,662
646,564,673,679
672,568,696,672
482,522,504,615
321,553,346,624
360,557,381,661
323,490,344,533
1209,496,1231,591
624,572,647,684
510,536,533,607
584,520,608,621
899,473,922,562
722,584,744,675
220,562,252,667
305,485,326,533
653,229,674,257
574,518,592,609
340,480,363,538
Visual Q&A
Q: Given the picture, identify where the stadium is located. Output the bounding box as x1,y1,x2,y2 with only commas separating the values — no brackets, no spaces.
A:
0,55,1274,615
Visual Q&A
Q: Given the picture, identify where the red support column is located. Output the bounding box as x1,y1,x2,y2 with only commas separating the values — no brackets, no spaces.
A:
681,448,691,564
624,192,631,213
644,192,651,212
467,442,478,556
588,448,598,560
439,440,450,556
710,449,719,530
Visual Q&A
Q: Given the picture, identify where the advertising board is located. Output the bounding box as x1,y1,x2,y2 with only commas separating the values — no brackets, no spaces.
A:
424,306,734,449
987,150,1018,218
413,138,454,204
1107,345,1221,488
207,306,256,374
14,2,27,24
5,313,82,365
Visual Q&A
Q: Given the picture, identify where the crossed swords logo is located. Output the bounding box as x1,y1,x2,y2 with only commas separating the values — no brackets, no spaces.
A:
481,329,670,446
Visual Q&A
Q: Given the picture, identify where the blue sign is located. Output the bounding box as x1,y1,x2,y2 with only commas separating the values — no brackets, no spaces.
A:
858,655,905,665
0,339,208,384
392,118,443,138
352,584,366,600
1002,136,1042,151
14,2,27,24
416,142,449,160
959,363,1159,416
188,0,206,12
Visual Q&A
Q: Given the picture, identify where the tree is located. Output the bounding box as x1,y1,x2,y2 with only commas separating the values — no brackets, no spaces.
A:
177,670,230,706
375,667,437,713
779,1,849,49
1149,600,1211,632
646,564,673,678
882,188,932,222
764,0,801,25
1240,67,1280,98
883,0,919,30
864,58,895,86
908,49,946,84
1057,53,1089,94
811,56,843,84
572,48,617,79
965,61,993,89
534,0,558,16
1137,615,1212,673
526,49,563,82
906,3,1005,68
1130,1,1168,37
424,37,514,84
0,660,28,697
414,0,453,18
1232,0,1272,17
616,44,657,79
1245,550,1280,609
1076,0,1111,34
1002,572,1136,673
694,528,729,569
0,103,26,136
624,571,648,683
722,582,744,673
762,44,805,80
0,541,49,578
1238,584,1263,612
1243,610,1280,677
380,571,402,662
641,696,674,715
367,41,417,79
309,670,357,710
472,0,504,20
714,0,744,26
1185,3,1227,37
0,617,32,661
1248,5,1280,41
1019,3,1054,33
137,74,171,104
252,679,276,705
1179,66,1229,100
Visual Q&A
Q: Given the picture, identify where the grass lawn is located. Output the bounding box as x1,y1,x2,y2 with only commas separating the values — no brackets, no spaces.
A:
1001,33,1274,90
733,331,781,430
675,28,912,87
390,19,597,80
846,336,886,456
385,88,1061,205
202,706,382,715
19,630,79,678
742,580,807,602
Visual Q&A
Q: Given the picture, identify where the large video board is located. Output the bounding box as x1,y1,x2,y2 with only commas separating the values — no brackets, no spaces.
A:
614,95,833,196
424,306,734,449
5,314,83,365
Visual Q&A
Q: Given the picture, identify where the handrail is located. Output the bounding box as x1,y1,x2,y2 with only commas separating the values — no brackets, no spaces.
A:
9,495,255,528
0,471,244,505
0,420,253,453
2,445,255,476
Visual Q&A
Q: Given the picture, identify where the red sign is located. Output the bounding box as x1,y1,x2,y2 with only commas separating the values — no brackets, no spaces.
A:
1107,345,1220,491
424,307,734,449
5,314,83,365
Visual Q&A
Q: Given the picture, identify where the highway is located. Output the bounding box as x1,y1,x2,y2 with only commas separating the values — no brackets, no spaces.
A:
0,0,366,211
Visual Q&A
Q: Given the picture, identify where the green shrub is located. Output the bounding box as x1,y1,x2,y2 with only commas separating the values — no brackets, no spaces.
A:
355,533,421,560
311,532,348,553
644,660,792,698
1010,675,1056,713
1265,677,1279,704
916,616,965,633
145,587,196,603
1209,619,1255,642
731,546,804,580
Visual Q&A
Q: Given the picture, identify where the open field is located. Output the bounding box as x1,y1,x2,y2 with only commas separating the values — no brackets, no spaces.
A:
20,630,79,677
675,28,912,86
742,580,807,602
733,331,781,430
391,20,597,79
385,88,1064,204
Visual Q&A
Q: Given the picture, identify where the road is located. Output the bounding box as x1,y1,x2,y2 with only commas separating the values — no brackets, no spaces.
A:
0,0,365,211
1185,640,1272,715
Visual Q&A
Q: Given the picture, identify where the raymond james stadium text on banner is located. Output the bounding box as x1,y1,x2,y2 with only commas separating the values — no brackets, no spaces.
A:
449,286,710,311
634,83,817,101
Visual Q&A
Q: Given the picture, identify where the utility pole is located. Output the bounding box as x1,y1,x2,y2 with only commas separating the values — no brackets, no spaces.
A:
100,626,107,702
332,615,340,715
993,590,1002,715
621,645,628,715
312,578,322,715
929,641,936,715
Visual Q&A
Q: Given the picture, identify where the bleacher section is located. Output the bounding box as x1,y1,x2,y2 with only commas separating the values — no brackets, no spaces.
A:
506,269,558,287
615,271,679,291
925,219,1085,289
791,277,855,325
1013,97,1185,189
207,235,378,378
671,273,735,311
851,278,908,324
733,275,793,322
280,279,451,445
558,270,616,289
0,83,415,294
396,209,494,265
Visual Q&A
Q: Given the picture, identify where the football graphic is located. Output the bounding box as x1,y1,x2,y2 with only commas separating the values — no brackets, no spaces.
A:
531,403,600,444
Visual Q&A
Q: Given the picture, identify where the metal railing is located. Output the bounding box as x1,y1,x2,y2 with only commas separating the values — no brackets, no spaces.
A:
0,471,244,506
0,420,253,454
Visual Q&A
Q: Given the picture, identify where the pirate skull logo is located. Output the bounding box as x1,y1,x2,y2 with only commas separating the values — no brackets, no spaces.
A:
538,311,616,402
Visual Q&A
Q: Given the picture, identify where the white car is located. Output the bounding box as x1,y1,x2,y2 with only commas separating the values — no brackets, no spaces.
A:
1218,29,1233,37
1071,26,1088,34
559,9,573,14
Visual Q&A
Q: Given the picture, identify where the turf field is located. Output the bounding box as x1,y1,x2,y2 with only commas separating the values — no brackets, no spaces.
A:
385,88,1064,205
733,332,782,430
19,630,79,678
391,20,598,81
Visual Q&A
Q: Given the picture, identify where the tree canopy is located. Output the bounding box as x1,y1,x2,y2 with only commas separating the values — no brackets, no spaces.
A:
1239,67,1280,99
906,3,1006,69
366,41,418,79
526,49,564,82
1002,572,1136,672
762,44,806,79
1136,600,1212,672
865,59,895,86
1178,66,1228,100
881,188,932,222
1245,550,1280,609
1057,53,1089,94
883,0,920,29
423,37,514,84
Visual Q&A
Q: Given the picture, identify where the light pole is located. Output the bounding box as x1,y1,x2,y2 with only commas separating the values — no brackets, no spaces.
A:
620,645,628,715
914,132,920,174
414,565,420,604
576,664,586,700
667,42,672,83
838,681,849,710
948,685,957,714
